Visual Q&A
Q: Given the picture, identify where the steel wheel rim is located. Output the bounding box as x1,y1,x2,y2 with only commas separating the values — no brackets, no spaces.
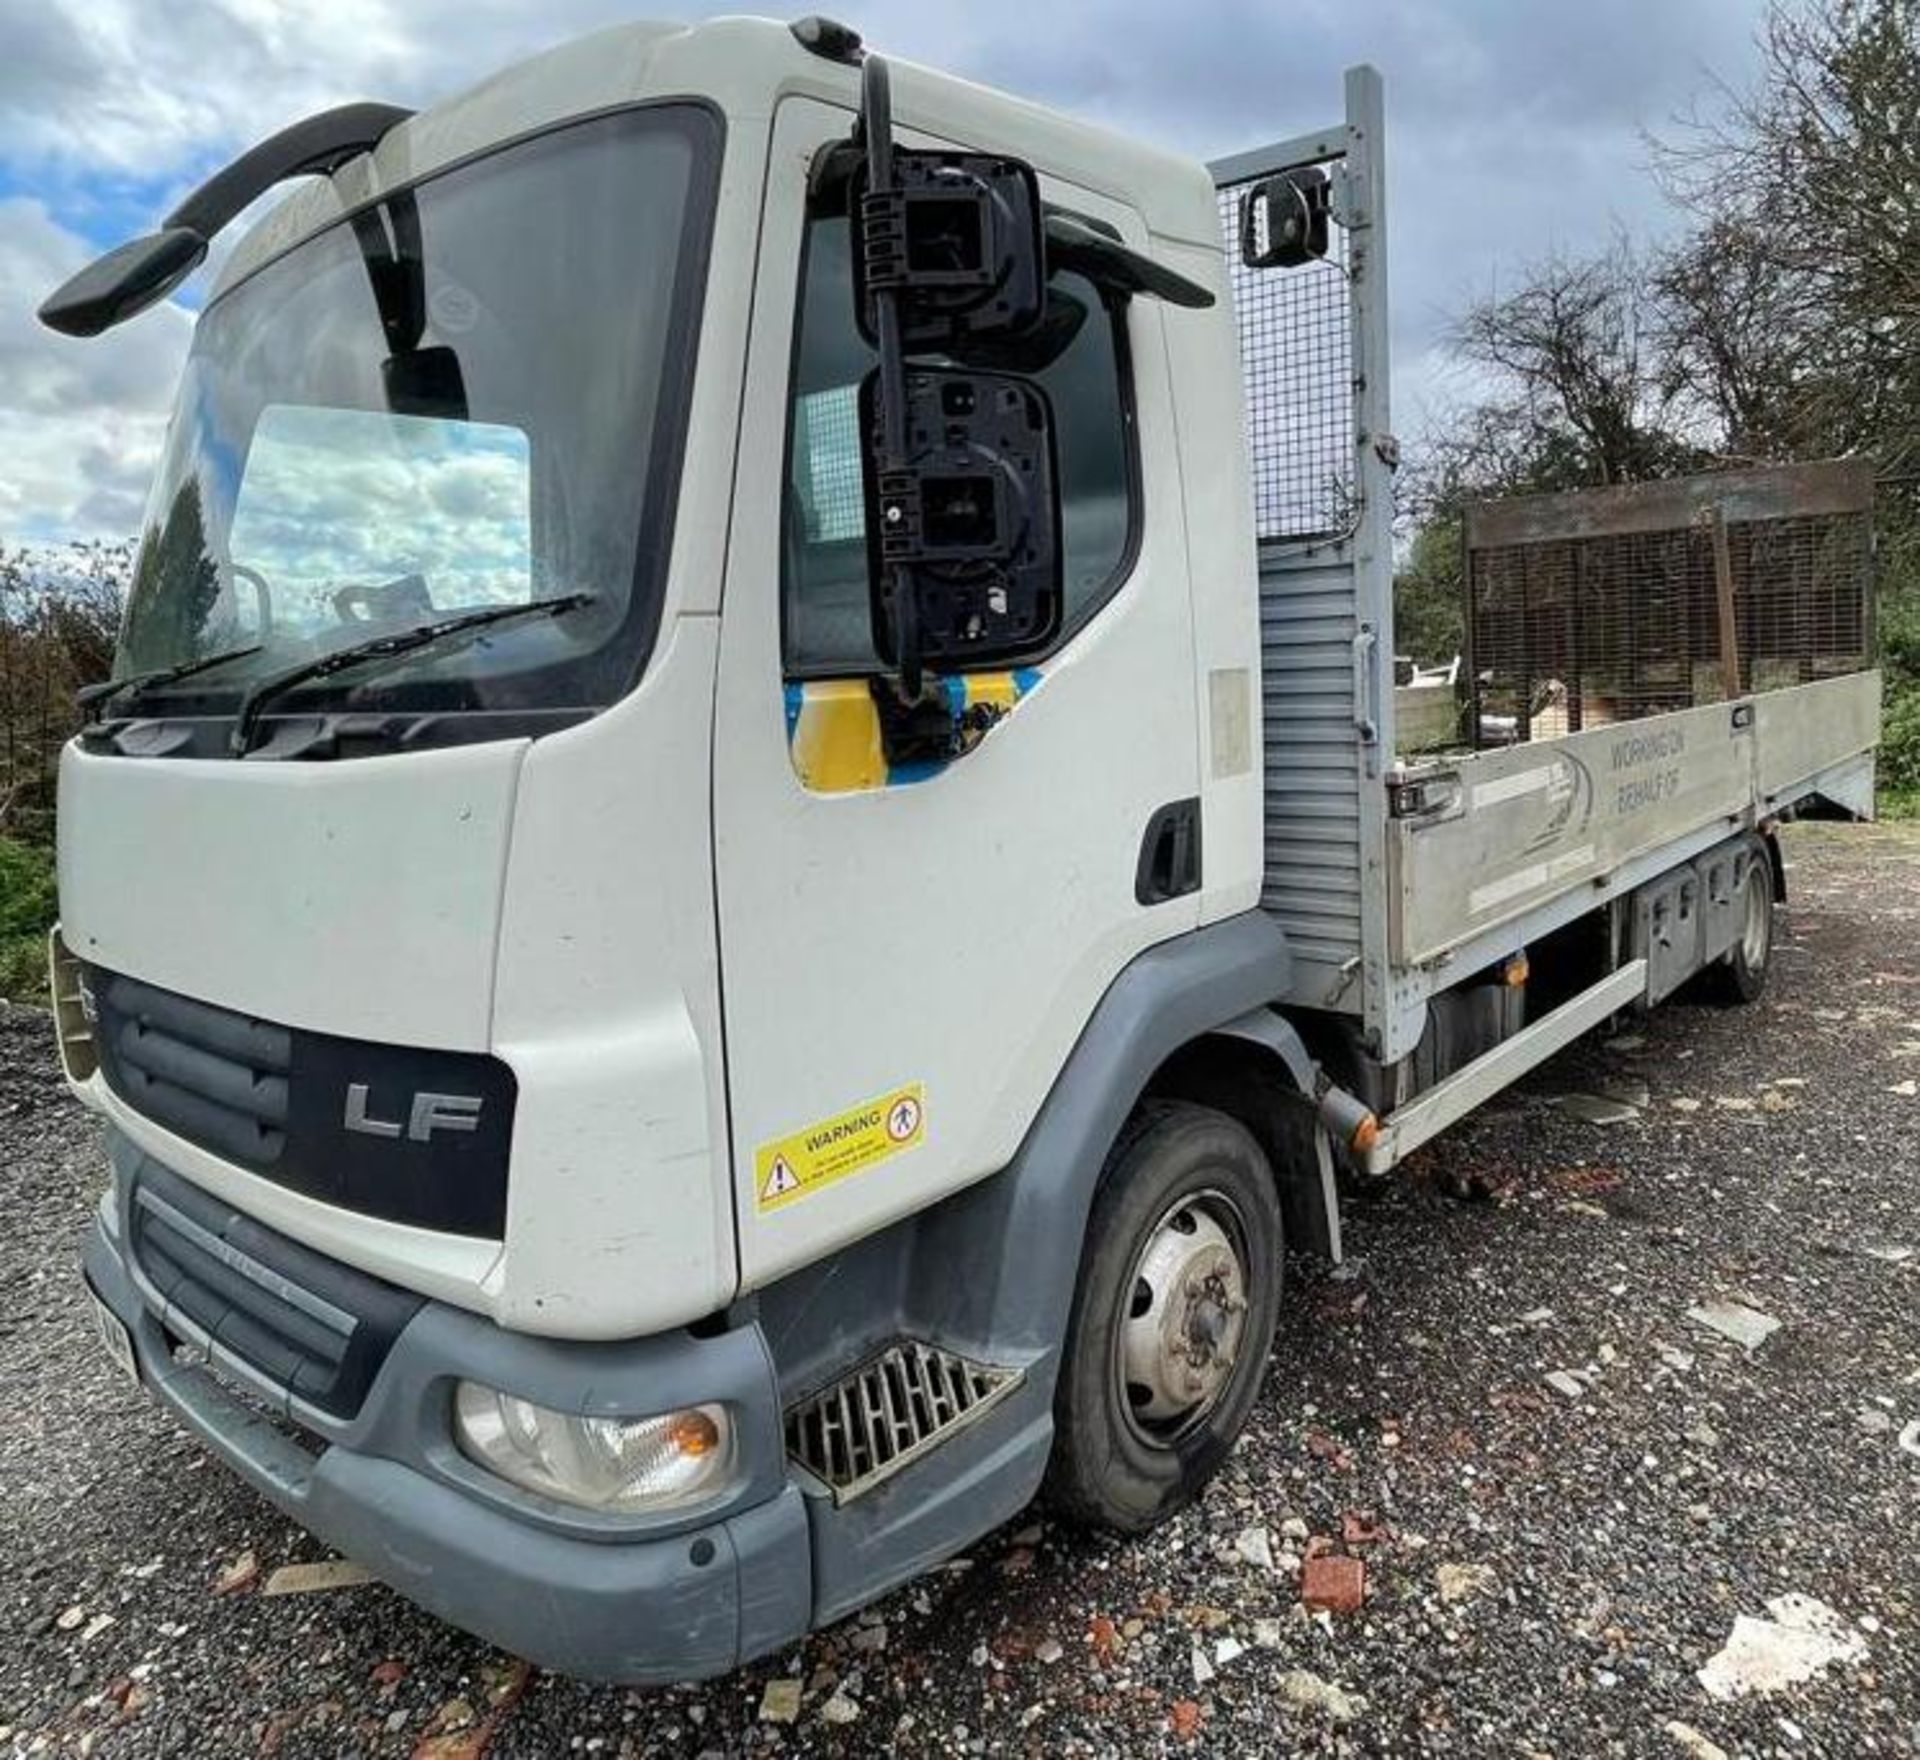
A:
1741,874,1770,969
1114,1186,1252,1446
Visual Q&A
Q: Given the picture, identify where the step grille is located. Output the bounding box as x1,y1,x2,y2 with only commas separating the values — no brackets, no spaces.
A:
785,1341,1021,1504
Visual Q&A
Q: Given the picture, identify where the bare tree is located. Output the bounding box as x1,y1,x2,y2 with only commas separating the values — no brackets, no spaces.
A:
1652,219,1819,462
1654,0,1920,470
1449,240,1699,488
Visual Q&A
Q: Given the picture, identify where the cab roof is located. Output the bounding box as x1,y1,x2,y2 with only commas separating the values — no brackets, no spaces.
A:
213,15,1222,301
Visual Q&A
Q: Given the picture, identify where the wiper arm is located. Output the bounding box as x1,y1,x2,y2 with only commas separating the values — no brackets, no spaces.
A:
77,643,265,719
228,593,591,756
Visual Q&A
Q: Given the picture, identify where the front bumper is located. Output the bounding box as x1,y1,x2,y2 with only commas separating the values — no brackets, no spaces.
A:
83,1142,812,1684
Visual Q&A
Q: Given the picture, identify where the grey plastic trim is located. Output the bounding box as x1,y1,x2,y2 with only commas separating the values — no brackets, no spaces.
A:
917,910,1293,1353
1212,1006,1318,1091
84,1217,813,1682
776,911,1298,1617
1209,1007,1343,1261
102,1126,790,1539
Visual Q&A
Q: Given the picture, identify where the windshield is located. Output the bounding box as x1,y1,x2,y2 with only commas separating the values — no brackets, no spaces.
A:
115,103,719,731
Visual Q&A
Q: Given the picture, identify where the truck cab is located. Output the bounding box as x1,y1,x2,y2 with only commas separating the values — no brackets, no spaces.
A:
51,16,1298,1680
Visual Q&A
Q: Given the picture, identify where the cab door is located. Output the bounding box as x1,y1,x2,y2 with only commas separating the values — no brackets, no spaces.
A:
714,96,1201,1287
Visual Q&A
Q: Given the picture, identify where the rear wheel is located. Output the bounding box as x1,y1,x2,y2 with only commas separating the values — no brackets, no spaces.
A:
1700,837,1775,1005
1044,1102,1282,1533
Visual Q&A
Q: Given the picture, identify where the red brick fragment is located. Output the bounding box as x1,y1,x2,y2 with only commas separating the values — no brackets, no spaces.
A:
1301,1553,1366,1614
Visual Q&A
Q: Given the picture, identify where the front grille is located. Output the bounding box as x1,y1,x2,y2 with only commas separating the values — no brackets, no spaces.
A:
180,1345,327,1459
785,1341,1021,1504
86,963,516,1239
129,1159,422,1419
95,973,289,1170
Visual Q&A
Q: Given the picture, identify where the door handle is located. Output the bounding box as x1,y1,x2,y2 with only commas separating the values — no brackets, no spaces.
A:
1351,626,1379,745
1136,798,1202,905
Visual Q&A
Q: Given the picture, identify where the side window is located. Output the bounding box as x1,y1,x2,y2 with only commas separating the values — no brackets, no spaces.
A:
783,213,1138,676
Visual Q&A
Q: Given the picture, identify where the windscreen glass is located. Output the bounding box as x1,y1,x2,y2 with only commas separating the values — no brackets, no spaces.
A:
225,407,534,637
117,104,719,722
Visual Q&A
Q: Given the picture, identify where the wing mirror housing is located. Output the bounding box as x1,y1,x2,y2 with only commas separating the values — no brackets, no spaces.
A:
1239,166,1332,269
38,228,208,338
851,150,1047,352
851,54,1063,709
861,366,1061,669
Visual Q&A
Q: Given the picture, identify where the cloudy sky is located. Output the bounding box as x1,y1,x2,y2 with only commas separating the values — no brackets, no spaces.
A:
1,0,1765,549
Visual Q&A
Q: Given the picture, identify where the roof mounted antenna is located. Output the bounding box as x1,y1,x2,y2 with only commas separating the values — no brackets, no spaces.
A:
39,101,412,338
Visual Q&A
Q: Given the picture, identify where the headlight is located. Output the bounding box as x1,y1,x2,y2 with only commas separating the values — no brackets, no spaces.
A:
452,1383,735,1513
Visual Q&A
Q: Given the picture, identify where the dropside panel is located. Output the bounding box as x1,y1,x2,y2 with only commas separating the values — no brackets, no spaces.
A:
1754,670,1882,807
1389,671,1882,968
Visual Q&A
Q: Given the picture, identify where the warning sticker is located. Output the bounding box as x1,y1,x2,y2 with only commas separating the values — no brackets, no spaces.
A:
754,1083,927,1213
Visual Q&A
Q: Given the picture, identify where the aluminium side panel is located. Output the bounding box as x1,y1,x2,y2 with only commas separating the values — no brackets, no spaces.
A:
1387,671,1884,968
1212,67,1396,1047
1754,670,1881,806
1390,697,1756,965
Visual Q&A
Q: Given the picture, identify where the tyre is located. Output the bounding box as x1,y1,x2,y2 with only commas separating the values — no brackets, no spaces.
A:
1699,836,1775,1005
1044,1101,1283,1533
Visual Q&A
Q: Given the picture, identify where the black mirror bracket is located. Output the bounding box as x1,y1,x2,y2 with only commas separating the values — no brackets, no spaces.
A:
857,54,928,704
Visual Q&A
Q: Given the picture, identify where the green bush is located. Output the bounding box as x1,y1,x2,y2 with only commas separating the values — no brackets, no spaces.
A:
0,835,56,1002
1880,679,1920,808
1883,589,1920,683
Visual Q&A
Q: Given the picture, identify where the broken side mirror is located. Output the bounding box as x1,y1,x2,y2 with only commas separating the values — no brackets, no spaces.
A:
860,366,1062,670
1239,166,1331,269
851,150,1047,353
852,53,1063,711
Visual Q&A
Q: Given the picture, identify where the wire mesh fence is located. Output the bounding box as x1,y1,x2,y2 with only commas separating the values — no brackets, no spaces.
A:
1463,462,1875,747
1214,169,1355,544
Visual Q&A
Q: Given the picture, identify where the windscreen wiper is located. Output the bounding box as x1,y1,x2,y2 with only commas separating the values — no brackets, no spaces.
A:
228,594,591,756
77,643,265,720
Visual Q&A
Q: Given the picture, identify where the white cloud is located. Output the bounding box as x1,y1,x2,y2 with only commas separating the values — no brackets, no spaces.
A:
229,408,534,619
0,197,189,543
0,0,1766,547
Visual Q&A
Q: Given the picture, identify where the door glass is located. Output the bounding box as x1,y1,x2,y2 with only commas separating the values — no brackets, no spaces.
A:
782,214,1137,676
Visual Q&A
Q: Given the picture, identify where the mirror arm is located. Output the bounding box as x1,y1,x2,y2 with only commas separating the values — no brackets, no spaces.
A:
163,102,415,239
1041,213,1215,309
859,53,925,702
39,101,412,339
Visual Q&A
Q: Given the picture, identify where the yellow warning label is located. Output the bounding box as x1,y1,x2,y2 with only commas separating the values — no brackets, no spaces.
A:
754,1083,926,1213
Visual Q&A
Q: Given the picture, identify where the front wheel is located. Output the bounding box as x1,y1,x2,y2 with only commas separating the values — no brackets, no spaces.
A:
1044,1102,1282,1533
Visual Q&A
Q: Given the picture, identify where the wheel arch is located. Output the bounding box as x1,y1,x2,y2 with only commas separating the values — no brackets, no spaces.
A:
1140,1012,1343,1262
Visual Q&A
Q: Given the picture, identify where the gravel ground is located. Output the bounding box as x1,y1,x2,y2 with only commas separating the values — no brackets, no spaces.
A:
3,820,1917,1759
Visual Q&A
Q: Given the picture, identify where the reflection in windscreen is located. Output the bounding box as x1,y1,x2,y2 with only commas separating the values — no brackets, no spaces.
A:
228,406,532,635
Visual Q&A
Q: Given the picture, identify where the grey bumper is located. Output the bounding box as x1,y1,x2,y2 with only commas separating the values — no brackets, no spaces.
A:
83,1211,812,1684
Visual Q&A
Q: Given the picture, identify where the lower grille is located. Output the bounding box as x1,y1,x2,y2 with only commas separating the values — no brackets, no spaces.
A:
95,973,290,1170
177,1343,327,1459
785,1341,1021,1504
128,1160,422,1419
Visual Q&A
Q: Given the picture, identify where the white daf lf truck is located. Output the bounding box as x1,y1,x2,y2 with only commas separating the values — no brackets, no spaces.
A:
41,16,1880,1681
